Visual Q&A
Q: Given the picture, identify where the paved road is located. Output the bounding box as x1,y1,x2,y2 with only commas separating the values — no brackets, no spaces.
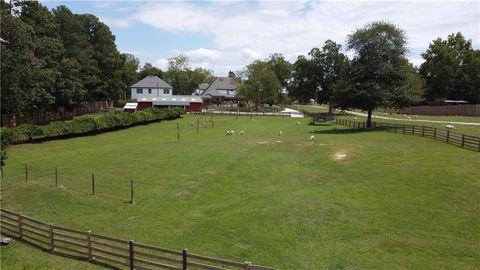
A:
308,105,480,126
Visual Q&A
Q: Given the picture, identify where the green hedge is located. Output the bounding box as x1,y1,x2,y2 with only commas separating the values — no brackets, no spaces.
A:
1,107,184,166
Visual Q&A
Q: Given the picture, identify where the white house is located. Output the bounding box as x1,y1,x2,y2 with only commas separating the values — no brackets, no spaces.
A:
130,75,173,100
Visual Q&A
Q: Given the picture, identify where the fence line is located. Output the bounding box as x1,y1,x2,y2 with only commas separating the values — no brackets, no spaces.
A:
1,101,113,127
335,118,480,152
187,111,292,117
0,209,278,270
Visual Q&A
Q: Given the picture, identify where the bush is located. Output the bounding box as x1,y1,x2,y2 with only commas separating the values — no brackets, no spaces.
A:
15,124,44,140
42,121,72,137
72,116,97,133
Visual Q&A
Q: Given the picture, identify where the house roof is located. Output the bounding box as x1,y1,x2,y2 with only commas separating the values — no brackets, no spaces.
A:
201,77,240,98
131,76,173,89
137,95,203,104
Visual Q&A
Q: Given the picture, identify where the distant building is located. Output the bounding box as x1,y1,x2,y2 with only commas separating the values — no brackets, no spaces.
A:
125,76,203,112
196,77,240,105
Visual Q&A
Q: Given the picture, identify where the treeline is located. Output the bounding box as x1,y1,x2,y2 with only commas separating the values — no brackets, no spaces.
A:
1,1,214,117
236,23,479,117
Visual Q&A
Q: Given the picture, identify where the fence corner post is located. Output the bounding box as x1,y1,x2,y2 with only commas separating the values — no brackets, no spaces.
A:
50,224,55,253
87,230,93,260
130,180,135,204
129,240,135,270
244,261,252,270
182,248,188,270
25,163,28,183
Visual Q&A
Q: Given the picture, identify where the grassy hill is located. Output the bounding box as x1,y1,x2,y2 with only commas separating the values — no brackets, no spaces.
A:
1,114,479,269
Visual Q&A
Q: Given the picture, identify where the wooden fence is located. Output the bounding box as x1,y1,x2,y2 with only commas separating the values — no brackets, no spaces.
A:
399,104,480,116
188,111,291,117
335,118,480,152
1,101,113,127
0,209,277,270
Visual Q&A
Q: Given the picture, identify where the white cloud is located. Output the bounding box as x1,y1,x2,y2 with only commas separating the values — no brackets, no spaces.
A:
100,17,134,28
129,0,479,75
155,58,169,70
184,48,222,61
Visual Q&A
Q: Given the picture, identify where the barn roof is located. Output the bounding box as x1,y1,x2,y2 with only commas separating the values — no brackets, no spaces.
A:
131,76,173,89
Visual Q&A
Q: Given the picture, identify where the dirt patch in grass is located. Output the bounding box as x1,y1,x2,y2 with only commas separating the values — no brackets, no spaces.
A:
332,151,348,161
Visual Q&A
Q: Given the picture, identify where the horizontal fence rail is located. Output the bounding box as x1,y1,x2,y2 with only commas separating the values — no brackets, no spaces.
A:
187,111,291,117
0,209,278,270
335,118,480,152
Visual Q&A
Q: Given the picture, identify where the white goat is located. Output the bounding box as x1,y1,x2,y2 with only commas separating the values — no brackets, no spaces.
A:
296,122,301,125
353,117,357,120
230,130,235,135
279,131,283,136
226,131,231,136
239,130,245,135
309,135,315,141
445,124,455,130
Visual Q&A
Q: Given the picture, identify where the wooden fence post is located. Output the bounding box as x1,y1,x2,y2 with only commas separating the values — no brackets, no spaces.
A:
18,213,23,239
130,180,135,204
412,125,415,135
177,123,180,141
25,163,28,183
50,224,55,253
402,125,405,134
461,135,465,148
212,121,214,128
91,173,95,195
434,128,437,139
129,240,135,270
196,119,199,135
182,249,188,270
87,230,93,260
394,124,397,133
55,167,58,187
446,130,450,143
422,126,425,137
244,261,252,270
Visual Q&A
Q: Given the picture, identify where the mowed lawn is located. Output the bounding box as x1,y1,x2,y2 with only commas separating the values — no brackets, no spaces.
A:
1,115,479,269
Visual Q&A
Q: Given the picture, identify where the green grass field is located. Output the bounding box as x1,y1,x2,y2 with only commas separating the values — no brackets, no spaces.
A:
1,114,479,269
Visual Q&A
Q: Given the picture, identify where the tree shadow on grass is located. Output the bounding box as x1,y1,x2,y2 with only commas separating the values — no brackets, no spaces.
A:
310,128,382,135
1,232,120,270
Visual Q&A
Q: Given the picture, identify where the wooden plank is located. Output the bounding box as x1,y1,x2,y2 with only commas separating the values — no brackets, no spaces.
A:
0,209,18,216
53,225,86,235
188,253,244,268
251,265,279,270
21,221,50,234
0,218,18,228
54,231,87,242
22,215,50,226
90,239,129,252
22,225,50,239
188,260,229,270
55,245,90,256
134,242,183,255
54,237,88,248
23,233,51,247
134,250,182,264
91,246,130,259
0,224,19,235
90,233,130,244
134,257,180,270
92,252,130,267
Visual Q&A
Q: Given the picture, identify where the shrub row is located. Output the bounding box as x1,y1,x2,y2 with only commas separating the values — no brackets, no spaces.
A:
1,107,184,164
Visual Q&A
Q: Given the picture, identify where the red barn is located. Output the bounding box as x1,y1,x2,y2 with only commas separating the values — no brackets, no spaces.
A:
124,96,203,112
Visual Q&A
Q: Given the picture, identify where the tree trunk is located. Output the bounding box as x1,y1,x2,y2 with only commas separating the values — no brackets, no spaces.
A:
328,105,333,113
367,109,372,128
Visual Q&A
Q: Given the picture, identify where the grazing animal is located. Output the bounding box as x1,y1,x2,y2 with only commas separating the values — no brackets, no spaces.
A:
226,131,231,136
446,124,455,130
239,130,245,135
407,117,411,120
353,117,357,120
402,114,407,117
309,135,315,141
279,131,283,136
296,122,301,125
230,130,235,135
191,122,195,126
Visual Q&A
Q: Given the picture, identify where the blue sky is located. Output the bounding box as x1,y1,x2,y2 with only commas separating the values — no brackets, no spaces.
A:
42,0,480,76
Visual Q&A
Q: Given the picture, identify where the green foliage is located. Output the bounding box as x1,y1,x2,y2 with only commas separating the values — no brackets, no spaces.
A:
266,53,292,88
0,127,18,166
237,60,283,109
163,55,215,95
420,32,480,104
15,124,44,140
343,21,424,126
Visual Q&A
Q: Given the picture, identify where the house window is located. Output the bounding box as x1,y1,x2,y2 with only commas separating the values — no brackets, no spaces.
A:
163,89,169,94
136,88,143,94
148,89,152,94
